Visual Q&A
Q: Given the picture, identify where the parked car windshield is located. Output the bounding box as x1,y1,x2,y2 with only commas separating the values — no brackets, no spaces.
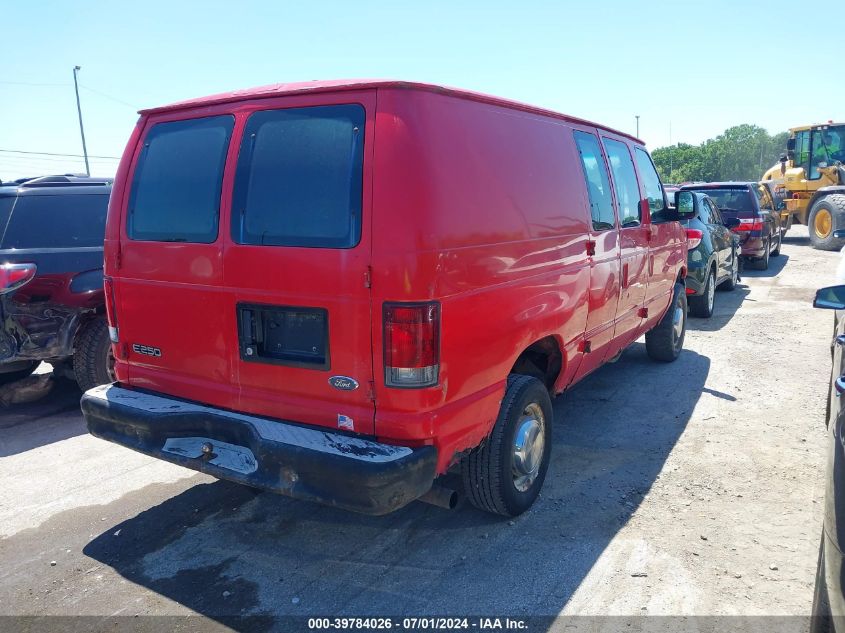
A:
686,188,754,213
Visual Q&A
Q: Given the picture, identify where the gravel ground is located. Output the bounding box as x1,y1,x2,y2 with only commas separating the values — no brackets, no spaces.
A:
0,226,838,627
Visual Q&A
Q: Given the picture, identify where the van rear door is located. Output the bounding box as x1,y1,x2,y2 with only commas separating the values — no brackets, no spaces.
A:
116,93,376,434
223,94,376,435
116,114,242,411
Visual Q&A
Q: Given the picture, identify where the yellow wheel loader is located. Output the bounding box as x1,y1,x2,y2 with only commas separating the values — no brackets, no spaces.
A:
762,123,845,250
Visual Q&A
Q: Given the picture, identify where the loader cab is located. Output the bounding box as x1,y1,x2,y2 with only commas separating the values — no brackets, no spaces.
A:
790,125,845,181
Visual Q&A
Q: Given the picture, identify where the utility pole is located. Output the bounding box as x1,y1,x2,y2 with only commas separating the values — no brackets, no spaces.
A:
635,115,640,138
669,121,673,177
72,66,90,176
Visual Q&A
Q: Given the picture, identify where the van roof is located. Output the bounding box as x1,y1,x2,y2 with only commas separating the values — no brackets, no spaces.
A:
140,79,643,144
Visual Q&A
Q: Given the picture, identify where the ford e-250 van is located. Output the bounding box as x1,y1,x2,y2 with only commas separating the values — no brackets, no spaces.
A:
81,80,688,517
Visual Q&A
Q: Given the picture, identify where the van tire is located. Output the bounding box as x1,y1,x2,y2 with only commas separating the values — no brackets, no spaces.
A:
461,374,552,517
645,282,686,362
73,318,114,392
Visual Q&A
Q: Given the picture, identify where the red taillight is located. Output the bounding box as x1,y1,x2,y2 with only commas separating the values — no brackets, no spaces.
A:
383,302,440,388
732,217,764,232
685,229,703,250
104,276,119,343
0,263,36,294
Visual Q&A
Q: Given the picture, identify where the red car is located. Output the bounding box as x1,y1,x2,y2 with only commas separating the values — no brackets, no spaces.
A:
81,80,688,517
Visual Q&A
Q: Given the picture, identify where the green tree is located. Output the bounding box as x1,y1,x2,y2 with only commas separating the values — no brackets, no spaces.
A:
652,125,788,183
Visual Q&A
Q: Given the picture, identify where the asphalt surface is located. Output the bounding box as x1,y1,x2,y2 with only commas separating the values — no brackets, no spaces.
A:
0,226,838,630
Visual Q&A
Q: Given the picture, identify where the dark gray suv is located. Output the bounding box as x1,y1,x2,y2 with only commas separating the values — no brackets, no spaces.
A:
0,175,113,389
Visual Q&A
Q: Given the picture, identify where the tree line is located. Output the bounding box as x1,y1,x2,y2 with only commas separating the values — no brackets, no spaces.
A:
651,124,789,184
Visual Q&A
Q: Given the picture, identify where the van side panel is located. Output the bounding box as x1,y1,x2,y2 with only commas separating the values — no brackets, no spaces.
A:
371,88,592,472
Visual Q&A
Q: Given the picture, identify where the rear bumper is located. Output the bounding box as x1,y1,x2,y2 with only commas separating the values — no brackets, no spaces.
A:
81,384,438,515
739,236,766,258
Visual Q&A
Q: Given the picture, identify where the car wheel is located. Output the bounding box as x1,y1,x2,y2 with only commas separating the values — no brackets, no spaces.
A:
809,195,845,251
73,318,115,392
720,251,739,291
0,361,39,385
689,268,715,318
771,230,782,257
461,374,552,517
811,532,832,633
751,239,770,271
645,282,687,362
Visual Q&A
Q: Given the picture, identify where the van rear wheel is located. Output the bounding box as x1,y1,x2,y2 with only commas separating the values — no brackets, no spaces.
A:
73,318,115,392
461,374,552,517
645,282,686,362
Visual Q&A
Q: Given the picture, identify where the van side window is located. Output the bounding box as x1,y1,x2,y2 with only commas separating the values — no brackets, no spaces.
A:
232,104,365,249
573,131,616,231
603,138,642,227
128,116,234,243
633,147,668,222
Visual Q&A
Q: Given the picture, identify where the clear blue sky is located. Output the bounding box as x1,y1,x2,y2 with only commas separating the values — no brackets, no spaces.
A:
2,0,842,181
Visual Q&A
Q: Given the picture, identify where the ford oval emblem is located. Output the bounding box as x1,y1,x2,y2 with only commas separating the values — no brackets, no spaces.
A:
329,376,359,391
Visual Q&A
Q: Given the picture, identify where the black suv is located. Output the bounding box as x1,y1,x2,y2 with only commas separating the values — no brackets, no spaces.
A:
0,175,113,390
676,190,741,318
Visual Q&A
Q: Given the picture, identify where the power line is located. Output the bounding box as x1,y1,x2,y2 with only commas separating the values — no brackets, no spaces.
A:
0,81,69,87
0,151,117,163
0,149,120,159
79,85,139,109
0,80,139,109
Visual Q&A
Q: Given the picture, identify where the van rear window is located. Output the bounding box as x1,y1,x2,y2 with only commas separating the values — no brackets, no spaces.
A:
686,188,754,214
128,115,234,243
231,104,365,249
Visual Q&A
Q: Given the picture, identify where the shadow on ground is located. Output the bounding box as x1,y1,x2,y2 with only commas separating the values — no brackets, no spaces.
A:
782,232,810,247
77,343,710,627
0,376,84,457
741,253,789,279
687,282,751,332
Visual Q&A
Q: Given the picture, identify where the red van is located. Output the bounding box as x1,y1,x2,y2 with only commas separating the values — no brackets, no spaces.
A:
81,80,688,517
